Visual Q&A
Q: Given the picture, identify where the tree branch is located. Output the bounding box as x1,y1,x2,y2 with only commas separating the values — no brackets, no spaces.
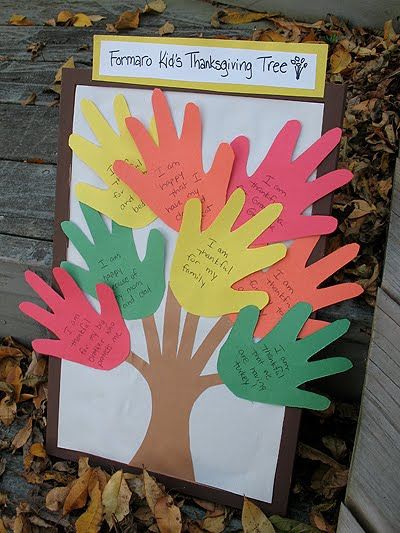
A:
125,351,150,376
162,286,181,358
142,315,161,364
191,315,232,375
177,312,200,360
199,373,223,390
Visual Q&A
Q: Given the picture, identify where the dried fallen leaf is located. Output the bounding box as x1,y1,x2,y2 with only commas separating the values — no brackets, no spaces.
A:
242,498,275,532
44,18,56,26
12,514,31,533
309,502,336,532
193,498,216,512
75,481,103,533
11,418,32,450
159,21,174,36
297,443,345,470
0,382,14,395
102,469,123,510
0,397,16,426
201,515,226,533
73,13,93,28
253,29,286,42
269,514,319,532
154,495,182,533
57,10,74,25
348,199,376,219
0,347,23,359
134,505,155,526
143,469,165,513
143,0,167,15
92,468,110,492
9,14,34,26
20,93,37,106
383,19,399,42
311,465,349,499
114,10,140,31
6,365,22,402
89,15,106,23
377,178,392,200
54,56,75,83
215,9,269,25
0,458,6,478
106,23,118,33
63,467,92,515
330,44,352,73
78,456,90,476
30,442,46,458
26,42,45,60
51,56,75,94
102,470,132,527
125,473,145,499
322,436,347,461
46,486,70,512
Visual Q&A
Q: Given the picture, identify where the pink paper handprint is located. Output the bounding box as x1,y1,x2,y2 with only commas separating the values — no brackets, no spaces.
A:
19,268,131,370
227,120,352,244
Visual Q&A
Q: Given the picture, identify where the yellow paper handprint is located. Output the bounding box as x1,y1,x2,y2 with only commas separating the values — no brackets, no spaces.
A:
69,95,157,228
170,189,287,317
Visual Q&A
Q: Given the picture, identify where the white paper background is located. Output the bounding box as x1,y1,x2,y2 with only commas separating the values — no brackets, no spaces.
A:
57,85,324,502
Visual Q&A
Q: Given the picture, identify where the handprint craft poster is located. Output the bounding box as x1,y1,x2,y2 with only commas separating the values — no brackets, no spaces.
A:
29,56,360,514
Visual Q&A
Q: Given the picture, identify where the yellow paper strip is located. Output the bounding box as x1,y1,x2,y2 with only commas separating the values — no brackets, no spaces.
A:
93,36,328,98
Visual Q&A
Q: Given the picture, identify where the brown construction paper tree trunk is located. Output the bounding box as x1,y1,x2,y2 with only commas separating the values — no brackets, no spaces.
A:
126,288,231,481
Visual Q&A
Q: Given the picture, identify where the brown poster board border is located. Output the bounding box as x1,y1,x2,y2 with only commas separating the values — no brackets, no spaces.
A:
46,69,346,515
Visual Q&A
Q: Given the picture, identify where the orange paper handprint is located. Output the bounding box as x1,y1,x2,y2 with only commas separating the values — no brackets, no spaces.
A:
231,236,363,337
113,89,234,231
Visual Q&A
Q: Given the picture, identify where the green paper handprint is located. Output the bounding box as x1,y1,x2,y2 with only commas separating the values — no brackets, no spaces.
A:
61,204,165,320
217,302,351,410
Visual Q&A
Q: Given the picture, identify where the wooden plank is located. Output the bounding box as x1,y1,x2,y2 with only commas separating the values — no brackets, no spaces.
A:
0,103,59,163
337,503,365,533
381,157,400,304
0,160,56,240
345,288,400,532
0,25,252,63
0,234,52,342
0,60,87,105
0,0,216,26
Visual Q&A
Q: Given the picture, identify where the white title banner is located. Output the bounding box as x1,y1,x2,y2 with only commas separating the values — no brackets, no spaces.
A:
93,36,328,98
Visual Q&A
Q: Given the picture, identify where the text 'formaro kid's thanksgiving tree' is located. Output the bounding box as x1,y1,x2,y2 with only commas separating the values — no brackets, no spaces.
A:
20,88,362,483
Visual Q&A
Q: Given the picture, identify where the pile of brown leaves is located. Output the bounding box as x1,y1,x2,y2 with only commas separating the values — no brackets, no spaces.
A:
0,338,358,532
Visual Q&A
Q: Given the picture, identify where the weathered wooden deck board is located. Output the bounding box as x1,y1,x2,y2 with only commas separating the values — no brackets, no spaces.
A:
338,154,400,530
381,157,400,304
0,104,59,163
344,288,400,532
0,161,56,240
337,503,365,533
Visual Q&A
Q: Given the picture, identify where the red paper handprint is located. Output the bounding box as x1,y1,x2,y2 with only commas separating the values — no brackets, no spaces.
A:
114,88,234,231
19,268,131,370
231,236,363,338
227,120,353,244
